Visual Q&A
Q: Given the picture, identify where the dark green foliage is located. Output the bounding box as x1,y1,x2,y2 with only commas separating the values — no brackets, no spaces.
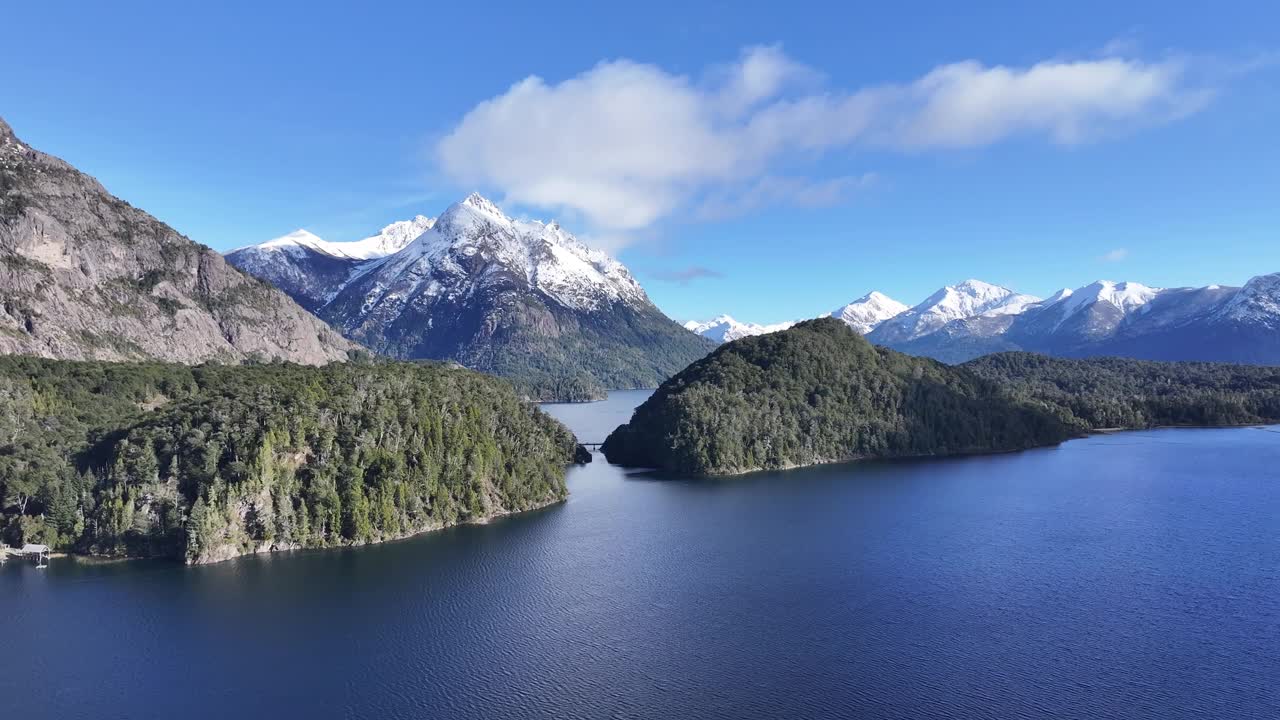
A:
603,318,1280,475
602,318,1077,475
963,352,1280,430
0,357,577,562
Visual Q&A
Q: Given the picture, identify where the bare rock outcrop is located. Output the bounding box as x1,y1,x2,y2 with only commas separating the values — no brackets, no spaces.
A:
0,115,355,364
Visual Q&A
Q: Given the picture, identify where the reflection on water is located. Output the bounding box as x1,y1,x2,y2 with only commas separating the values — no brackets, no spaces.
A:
3,390,1278,719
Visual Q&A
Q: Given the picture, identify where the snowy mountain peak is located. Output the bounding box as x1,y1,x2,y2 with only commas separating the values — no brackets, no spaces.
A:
352,195,648,313
236,216,433,263
955,279,1002,293
432,193,514,237
1058,280,1160,316
362,215,436,257
262,229,326,251
921,280,1036,319
870,280,1040,343
1214,272,1280,327
830,291,909,334
925,279,1020,308
460,192,508,218
685,315,796,344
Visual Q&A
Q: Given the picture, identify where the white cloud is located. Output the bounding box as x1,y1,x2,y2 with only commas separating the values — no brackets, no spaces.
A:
1100,248,1130,262
897,59,1204,147
435,46,1209,242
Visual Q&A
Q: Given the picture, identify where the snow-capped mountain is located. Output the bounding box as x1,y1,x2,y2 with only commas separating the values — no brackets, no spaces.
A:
1213,273,1280,328
226,216,434,311
244,193,713,400
829,292,909,334
878,274,1280,365
867,279,1041,346
240,215,434,261
684,315,797,343
987,280,1161,354
346,194,649,316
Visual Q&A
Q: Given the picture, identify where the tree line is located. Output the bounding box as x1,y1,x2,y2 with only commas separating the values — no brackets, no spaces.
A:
0,357,578,563
603,318,1280,475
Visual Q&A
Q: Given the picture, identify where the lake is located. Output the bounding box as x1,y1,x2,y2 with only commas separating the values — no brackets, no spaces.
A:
3,389,1278,719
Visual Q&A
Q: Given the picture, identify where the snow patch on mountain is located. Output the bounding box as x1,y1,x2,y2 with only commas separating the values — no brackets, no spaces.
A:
830,291,909,333
342,194,648,315
872,279,1041,342
238,216,435,262
1214,273,1280,327
1055,280,1160,316
685,315,797,343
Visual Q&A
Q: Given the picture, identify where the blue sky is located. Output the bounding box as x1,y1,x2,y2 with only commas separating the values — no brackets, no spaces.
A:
5,1,1279,323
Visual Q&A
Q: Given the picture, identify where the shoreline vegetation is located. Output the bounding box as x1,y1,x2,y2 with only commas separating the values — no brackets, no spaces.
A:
0,357,586,564
602,318,1280,476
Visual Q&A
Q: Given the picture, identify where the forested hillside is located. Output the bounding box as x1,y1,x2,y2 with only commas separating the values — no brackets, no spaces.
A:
602,318,1075,475
0,358,581,563
963,353,1280,430
603,318,1280,475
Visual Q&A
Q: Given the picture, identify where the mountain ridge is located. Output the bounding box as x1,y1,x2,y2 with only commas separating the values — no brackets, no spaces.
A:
0,115,355,365
692,273,1280,365
229,193,714,401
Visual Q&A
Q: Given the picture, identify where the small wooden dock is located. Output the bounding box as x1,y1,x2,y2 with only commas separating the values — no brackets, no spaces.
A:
4,544,51,568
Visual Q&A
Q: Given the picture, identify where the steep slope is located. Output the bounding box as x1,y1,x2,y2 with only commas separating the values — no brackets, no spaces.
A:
1094,275,1280,364
829,291,908,333
225,217,433,311
685,315,797,343
867,279,1040,346
1007,280,1161,352
0,116,354,364
319,194,714,401
602,318,1075,475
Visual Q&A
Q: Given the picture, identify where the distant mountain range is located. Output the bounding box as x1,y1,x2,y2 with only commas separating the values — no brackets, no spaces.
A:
683,316,797,343
0,115,353,364
228,194,713,400
7,110,1271,386
687,275,1280,365
603,317,1280,476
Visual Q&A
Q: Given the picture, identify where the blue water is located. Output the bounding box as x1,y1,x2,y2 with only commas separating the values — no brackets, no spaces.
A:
3,389,1279,719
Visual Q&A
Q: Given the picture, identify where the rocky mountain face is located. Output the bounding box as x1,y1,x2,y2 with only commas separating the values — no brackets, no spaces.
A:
231,193,713,400
0,116,354,364
224,217,433,312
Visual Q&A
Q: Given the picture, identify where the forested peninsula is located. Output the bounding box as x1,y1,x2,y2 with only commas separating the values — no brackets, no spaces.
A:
0,358,584,564
602,318,1280,475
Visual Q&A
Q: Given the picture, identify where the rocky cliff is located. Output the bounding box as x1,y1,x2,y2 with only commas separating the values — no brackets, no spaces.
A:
0,116,355,364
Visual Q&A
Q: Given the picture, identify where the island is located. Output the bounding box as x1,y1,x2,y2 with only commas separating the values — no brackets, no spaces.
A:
0,358,585,564
601,318,1280,475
